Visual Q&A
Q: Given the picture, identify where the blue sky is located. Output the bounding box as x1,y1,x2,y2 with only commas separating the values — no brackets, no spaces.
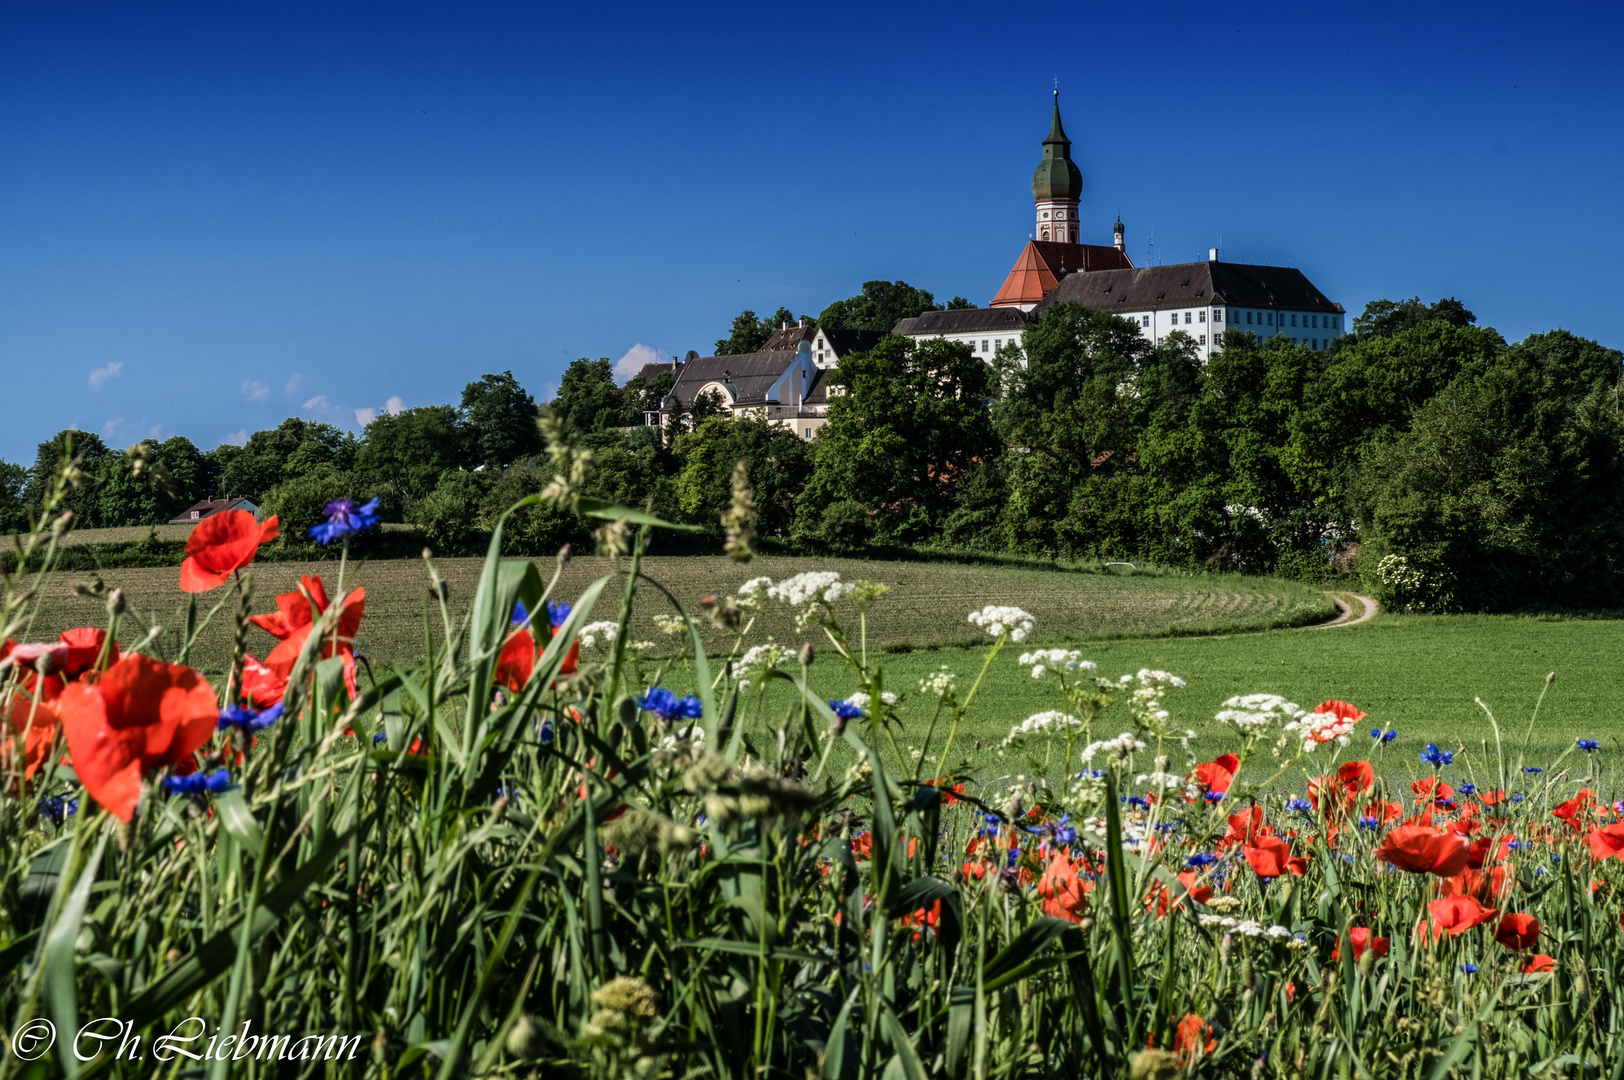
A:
2,0,1620,463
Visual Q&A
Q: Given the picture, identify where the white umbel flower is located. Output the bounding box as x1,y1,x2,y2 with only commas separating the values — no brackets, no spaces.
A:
1018,649,1096,679
1215,693,1306,728
1002,710,1080,746
1079,732,1145,765
767,571,854,606
579,620,620,650
848,690,897,710
967,605,1035,642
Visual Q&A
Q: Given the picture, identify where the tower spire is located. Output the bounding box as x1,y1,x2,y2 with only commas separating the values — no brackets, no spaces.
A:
1031,92,1082,243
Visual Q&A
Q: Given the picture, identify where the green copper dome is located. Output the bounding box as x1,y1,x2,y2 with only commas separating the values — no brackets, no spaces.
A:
1031,92,1082,203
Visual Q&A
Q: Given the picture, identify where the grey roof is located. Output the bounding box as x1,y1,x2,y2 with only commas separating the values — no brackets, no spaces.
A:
803,367,830,406
817,328,890,357
629,361,682,384
892,307,1031,335
1035,261,1344,316
762,325,817,350
667,350,801,409
168,496,258,525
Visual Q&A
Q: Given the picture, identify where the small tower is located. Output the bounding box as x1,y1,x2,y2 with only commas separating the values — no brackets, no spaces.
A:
1031,90,1083,244
1113,215,1125,252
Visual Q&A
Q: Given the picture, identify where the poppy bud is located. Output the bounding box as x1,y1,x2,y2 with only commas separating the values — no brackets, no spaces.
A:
505,1014,545,1059
107,588,126,617
1358,947,1375,979
1219,933,1234,966
53,510,73,536
800,643,814,667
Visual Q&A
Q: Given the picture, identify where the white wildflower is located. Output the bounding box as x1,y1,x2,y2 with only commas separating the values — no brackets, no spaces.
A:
968,605,1035,642
657,726,705,753
652,613,686,637
1264,925,1293,940
919,668,956,697
1215,693,1307,729
1135,669,1187,689
1283,707,1359,753
1234,920,1266,938
1018,649,1096,679
1002,711,1080,747
579,620,620,650
848,690,897,710
1079,732,1145,765
1198,914,1227,927
1134,771,1184,791
767,571,854,607
735,640,791,693
738,576,773,606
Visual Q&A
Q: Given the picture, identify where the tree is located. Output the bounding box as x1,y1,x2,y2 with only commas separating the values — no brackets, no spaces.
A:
715,308,795,355
355,405,463,515
945,296,976,310
220,419,355,502
460,371,543,469
95,436,211,527
796,336,999,543
551,359,630,438
1355,336,1624,610
673,414,812,539
0,461,27,533
1351,296,1476,340
817,281,939,333
24,431,115,527
260,467,390,548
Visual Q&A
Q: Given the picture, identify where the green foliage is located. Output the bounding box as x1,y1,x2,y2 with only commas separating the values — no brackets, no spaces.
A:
220,418,357,503
798,335,999,543
817,279,940,332
552,358,631,437
478,459,591,556
409,470,491,556
673,414,811,538
714,307,795,355
23,430,115,526
260,467,391,548
460,370,543,469
0,460,25,532
1350,294,1476,339
354,404,462,516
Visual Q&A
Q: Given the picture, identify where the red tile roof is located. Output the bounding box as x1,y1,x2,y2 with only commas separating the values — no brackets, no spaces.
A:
989,241,1135,308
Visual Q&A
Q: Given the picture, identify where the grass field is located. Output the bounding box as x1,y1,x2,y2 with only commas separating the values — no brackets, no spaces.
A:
14,552,1334,671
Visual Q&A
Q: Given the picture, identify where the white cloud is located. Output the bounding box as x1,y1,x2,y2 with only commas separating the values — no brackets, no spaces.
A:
303,394,331,411
615,343,669,380
384,395,404,416
146,423,163,439
354,407,377,426
89,362,124,390
102,417,125,439
223,429,249,447
242,379,270,402
285,372,304,395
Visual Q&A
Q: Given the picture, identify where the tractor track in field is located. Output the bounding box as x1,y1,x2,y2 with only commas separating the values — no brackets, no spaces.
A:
1307,592,1379,629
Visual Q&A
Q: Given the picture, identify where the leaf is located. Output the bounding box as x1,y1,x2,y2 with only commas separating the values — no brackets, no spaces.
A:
820,985,859,1080
886,876,956,919
674,938,819,963
213,789,263,852
44,832,108,1079
982,915,1073,985
577,497,701,531
877,1001,928,1080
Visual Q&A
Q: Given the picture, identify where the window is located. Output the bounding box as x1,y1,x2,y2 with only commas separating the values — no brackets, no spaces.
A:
1042,229,1050,240
1199,311,1206,322
1142,315,1150,327
1200,334,1206,345
982,340,989,353
1311,315,1318,328
994,339,1001,350
805,427,813,438
1246,311,1253,324
1214,309,1223,322
191,511,201,520
1312,339,1318,350
1267,313,1274,325
1291,314,1298,327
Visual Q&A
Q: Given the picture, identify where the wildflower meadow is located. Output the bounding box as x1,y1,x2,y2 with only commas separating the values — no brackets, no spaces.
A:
4,449,1624,1080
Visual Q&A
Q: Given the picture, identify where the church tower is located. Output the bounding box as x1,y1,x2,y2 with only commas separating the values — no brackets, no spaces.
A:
1032,90,1083,244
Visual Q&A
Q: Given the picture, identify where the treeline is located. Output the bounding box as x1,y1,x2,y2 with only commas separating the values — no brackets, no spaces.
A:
5,289,1621,612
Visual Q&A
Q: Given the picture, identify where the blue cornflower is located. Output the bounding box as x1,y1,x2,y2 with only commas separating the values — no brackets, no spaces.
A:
829,699,864,720
1204,790,1225,803
983,813,1003,826
1125,795,1149,809
512,601,529,625
1186,852,1219,869
1578,739,1600,754
373,732,388,745
1055,821,1077,845
1077,769,1106,780
1458,783,1476,795
1536,866,1548,876
1420,744,1453,767
547,600,571,628
1155,821,1182,833
539,721,555,744
1460,964,1479,975
1511,794,1526,803
1524,766,1544,774
309,498,380,545
1507,839,1524,851
1358,815,1380,830
218,701,283,733
1551,854,1562,863
37,794,78,826
1370,728,1398,743
1286,798,1312,813
637,687,703,720
163,769,231,796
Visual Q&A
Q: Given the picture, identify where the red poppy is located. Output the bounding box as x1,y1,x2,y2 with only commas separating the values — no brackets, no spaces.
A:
1553,789,1595,830
1373,824,1471,877
1521,953,1556,974
58,628,117,678
1427,895,1498,937
1442,865,1511,904
1411,775,1454,803
1172,1014,1216,1061
179,509,279,593
1332,927,1390,962
2,640,68,702
1495,912,1539,951
903,898,942,940
1315,700,1366,723
238,654,287,707
1244,835,1307,879
1308,760,1375,815
851,833,873,859
1037,850,1091,923
251,576,365,686
4,697,61,780
1192,753,1240,795
1221,806,1270,848
1588,823,1624,861
1146,871,1211,916
1478,789,1508,805
495,628,536,692
927,778,965,805
57,655,218,822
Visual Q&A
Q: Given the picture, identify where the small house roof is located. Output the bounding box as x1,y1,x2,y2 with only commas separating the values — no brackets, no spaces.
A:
168,497,258,526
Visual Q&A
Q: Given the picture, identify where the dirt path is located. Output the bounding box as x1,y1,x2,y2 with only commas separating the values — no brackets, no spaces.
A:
1307,592,1379,629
